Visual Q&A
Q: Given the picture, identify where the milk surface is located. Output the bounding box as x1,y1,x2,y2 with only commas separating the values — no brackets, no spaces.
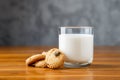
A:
59,34,93,63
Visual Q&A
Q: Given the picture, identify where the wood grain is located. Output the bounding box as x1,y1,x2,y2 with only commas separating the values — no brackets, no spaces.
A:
0,46,120,80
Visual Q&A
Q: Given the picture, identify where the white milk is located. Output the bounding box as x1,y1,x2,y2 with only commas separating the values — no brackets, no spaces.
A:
59,34,93,64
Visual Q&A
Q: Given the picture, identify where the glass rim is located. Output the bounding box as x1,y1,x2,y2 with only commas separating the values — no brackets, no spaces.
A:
59,26,94,29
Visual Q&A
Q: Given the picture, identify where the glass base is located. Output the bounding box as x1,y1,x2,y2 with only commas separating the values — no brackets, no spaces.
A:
64,62,91,68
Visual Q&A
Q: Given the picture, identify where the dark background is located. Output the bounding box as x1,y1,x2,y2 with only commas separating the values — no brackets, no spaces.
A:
0,0,120,46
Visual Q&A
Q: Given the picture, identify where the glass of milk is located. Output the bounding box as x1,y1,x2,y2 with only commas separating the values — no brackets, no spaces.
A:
59,26,94,67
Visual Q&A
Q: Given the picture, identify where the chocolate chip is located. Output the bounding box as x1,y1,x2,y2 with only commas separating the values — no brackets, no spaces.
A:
54,52,61,57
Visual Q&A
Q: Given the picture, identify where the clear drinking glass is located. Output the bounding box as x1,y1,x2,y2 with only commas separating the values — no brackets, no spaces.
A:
59,26,94,67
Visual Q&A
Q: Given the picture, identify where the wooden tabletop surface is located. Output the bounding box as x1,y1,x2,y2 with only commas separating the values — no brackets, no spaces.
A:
0,46,120,80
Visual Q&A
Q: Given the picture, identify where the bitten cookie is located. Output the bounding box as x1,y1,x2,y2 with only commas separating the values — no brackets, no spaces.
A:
45,48,65,69
35,60,47,68
26,54,45,66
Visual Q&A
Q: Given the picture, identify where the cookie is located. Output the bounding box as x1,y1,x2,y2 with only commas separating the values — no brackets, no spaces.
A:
26,54,45,66
35,60,47,68
45,48,65,69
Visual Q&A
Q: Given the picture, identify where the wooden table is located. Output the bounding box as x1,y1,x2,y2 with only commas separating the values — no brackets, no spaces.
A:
0,46,120,80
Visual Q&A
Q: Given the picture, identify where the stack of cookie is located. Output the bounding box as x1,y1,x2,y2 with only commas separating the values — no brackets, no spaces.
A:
26,48,65,69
